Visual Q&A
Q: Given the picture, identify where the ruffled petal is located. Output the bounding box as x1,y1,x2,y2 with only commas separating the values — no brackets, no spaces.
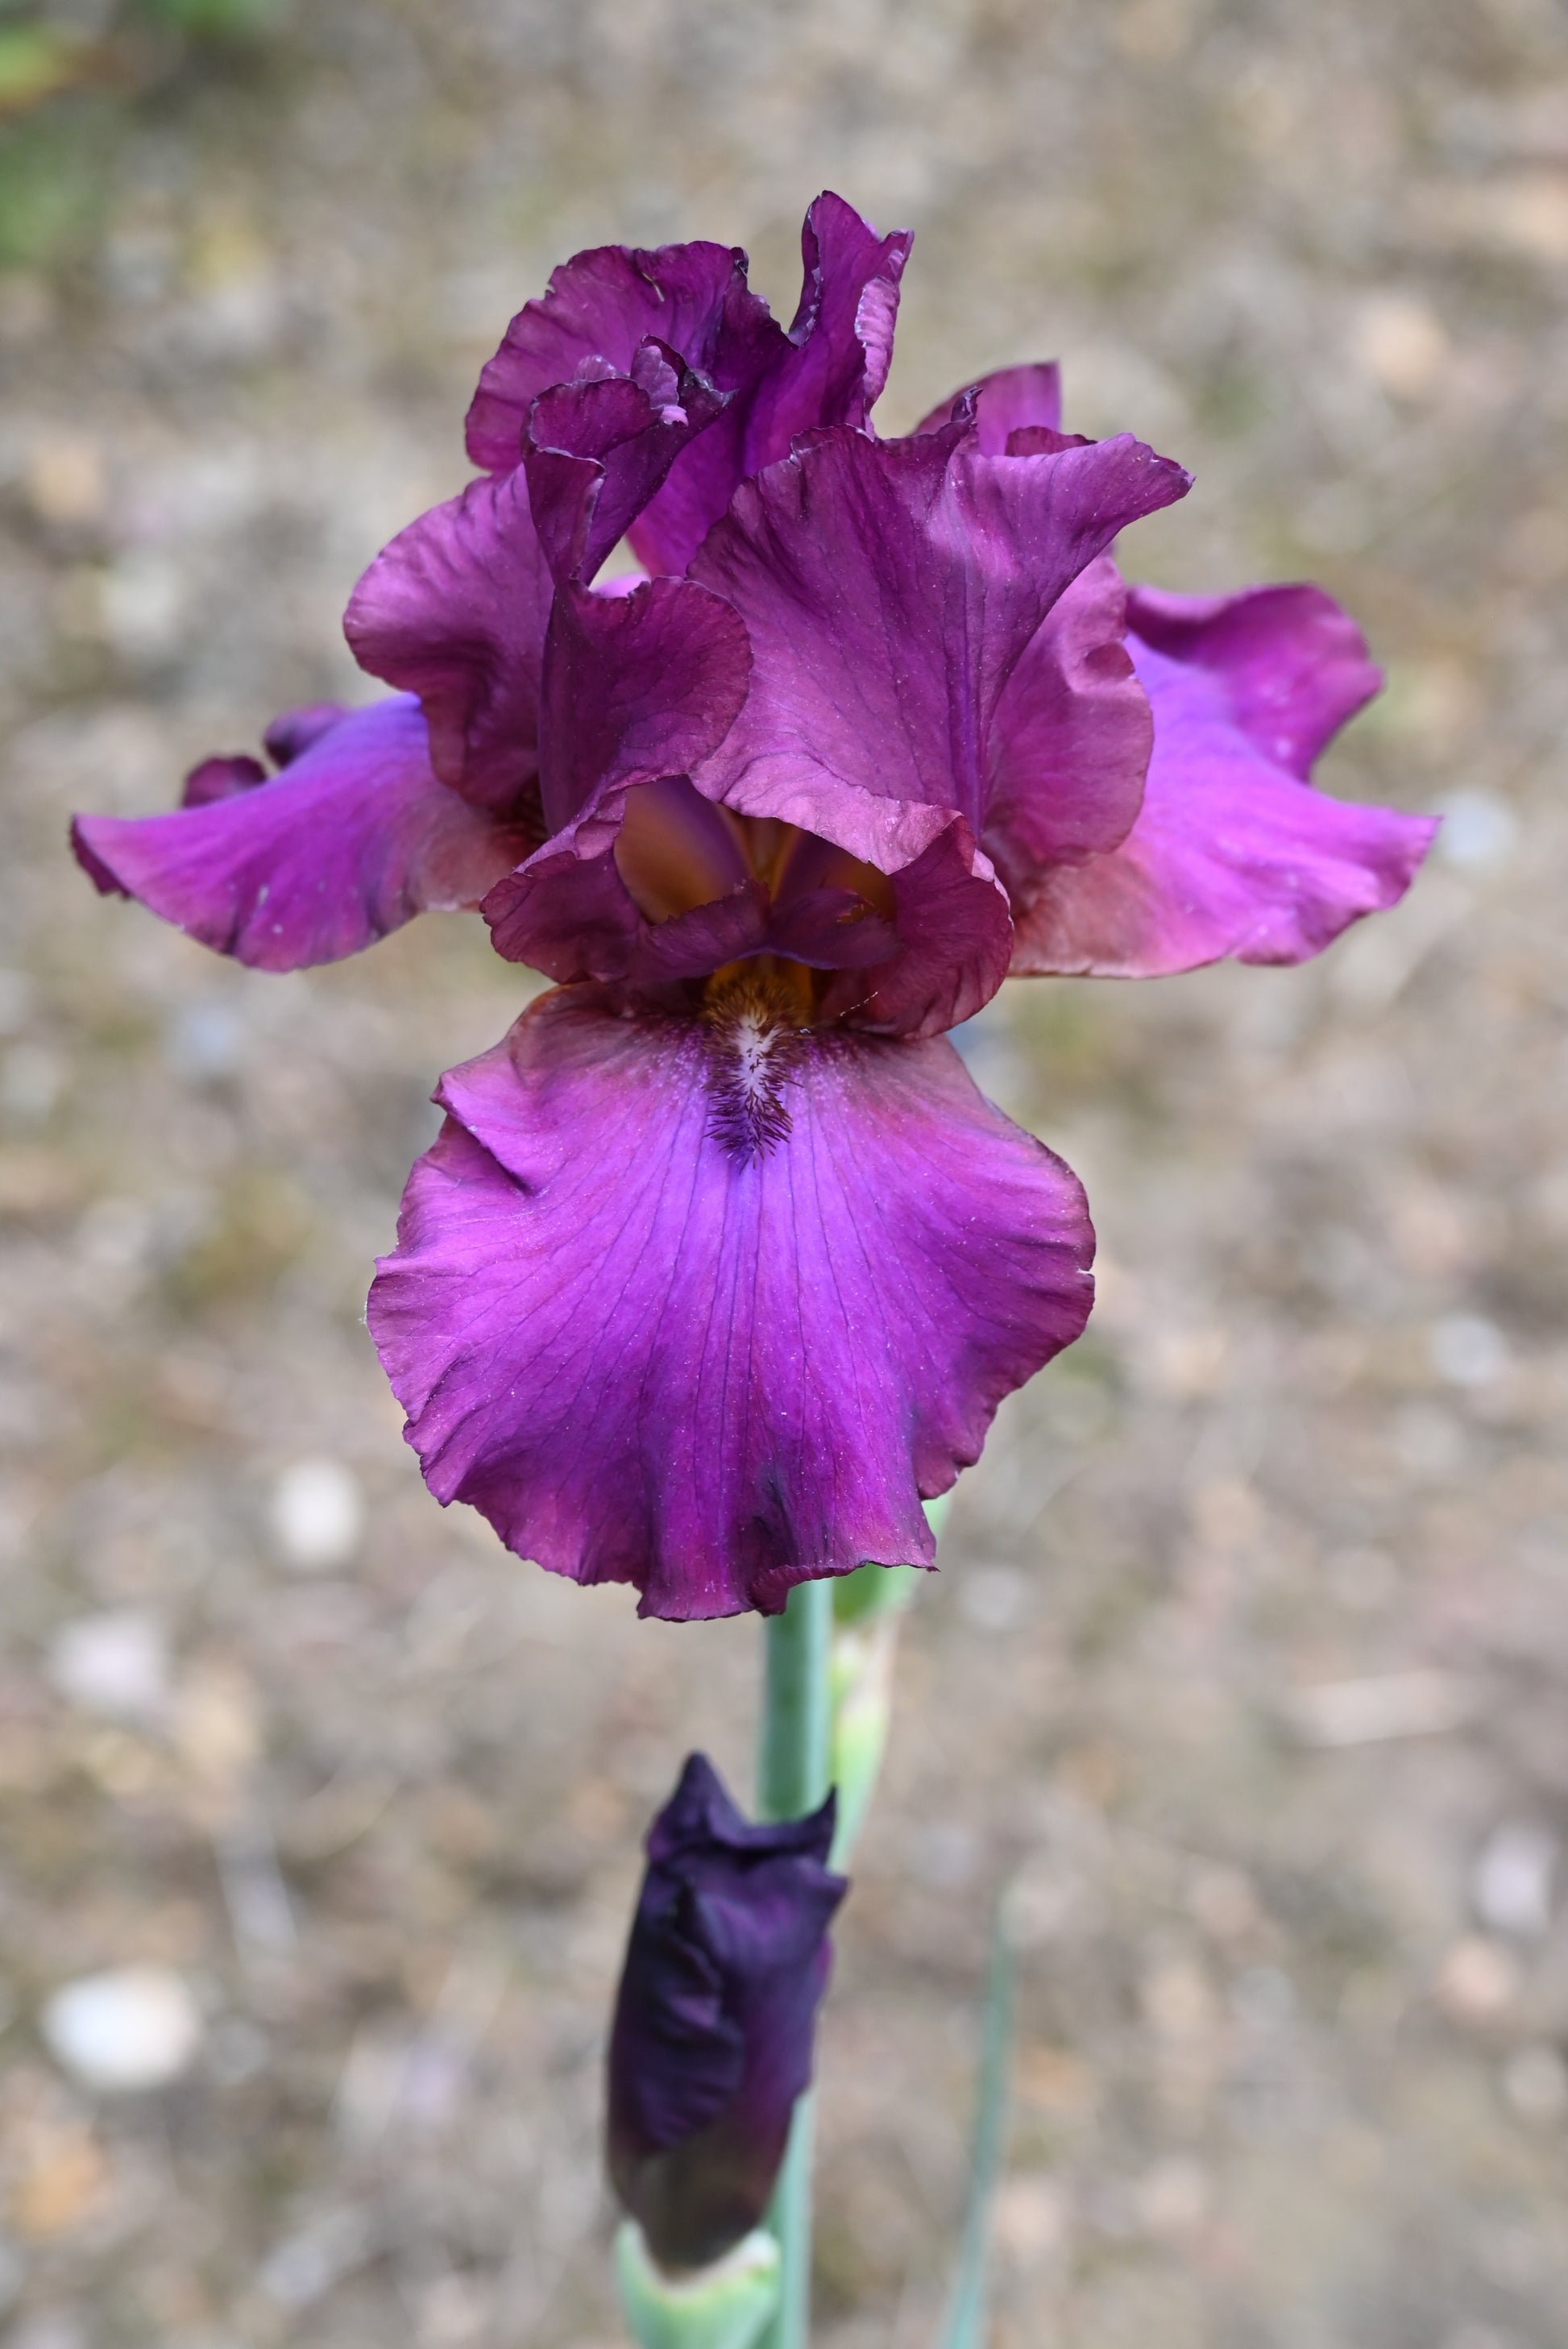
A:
465,239,782,473
1010,583,1437,976
915,359,1062,447
741,191,911,467
73,697,533,972
367,987,1094,1621
1126,580,1383,777
346,360,727,819
691,421,1189,865
982,555,1153,900
480,580,751,977
628,193,911,578
537,574,753,833
462,199,914,582
465,235,785,587
817,816,1014,1037
522,347,730,586
345,470,554,811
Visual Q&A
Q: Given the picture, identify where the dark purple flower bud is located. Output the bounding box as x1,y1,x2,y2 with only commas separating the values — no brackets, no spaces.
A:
608,1753,846,2272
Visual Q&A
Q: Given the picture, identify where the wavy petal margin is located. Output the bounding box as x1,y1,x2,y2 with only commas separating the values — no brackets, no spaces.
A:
368,987,1093,1619
1011,583,1437,975
73,698,533,971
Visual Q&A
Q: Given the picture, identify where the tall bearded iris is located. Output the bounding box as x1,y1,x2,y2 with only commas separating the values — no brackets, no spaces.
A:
72,196,1435,1623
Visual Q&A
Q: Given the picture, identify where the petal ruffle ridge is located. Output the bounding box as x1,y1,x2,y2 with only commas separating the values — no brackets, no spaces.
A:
741,191,911,475
1010,583,1437,976
345,470,554,811
915,360,1063,447
367,987,1095,1621
982,554,1153,899
73,697,533,971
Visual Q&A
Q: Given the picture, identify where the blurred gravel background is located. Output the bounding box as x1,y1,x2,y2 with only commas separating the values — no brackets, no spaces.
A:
2,2,1566,2343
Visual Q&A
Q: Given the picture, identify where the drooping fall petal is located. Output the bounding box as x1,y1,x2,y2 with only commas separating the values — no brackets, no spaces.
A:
73,698,535,972
367,985,1094,1621
1010,583,1437,975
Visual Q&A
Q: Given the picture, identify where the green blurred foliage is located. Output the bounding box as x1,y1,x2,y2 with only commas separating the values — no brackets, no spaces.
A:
0,26,89,112
138,0,288,35
0,0,289,271
0,106,108,268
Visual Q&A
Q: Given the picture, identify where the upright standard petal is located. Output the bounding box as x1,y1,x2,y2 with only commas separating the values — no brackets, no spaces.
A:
1010,582,1437,976
368,984,1094,1621
465,239,782,474
741,190,911,472
608,1753,845,2272
691,421,1189,865
73,697,535,972
630,191,911,576
350,360,732,820
463,197,914,579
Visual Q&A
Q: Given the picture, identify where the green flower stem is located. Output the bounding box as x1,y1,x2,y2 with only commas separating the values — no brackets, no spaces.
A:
756,1578,833,2349
757,2094,815,2349
751,1506,951,2349
758,1576,833,1822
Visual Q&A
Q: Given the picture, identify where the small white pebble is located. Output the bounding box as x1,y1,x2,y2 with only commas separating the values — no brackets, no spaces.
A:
1433,789,1519,873
1473,1823,1556,1939
268,1459,365,1571
1288,1668,1473,1747
1431,1313,1510,1388
48,1612,168,1723
42,1966,203,2093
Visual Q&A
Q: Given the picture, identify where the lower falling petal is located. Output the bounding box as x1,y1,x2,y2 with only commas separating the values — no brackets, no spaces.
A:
368,984,1095,1620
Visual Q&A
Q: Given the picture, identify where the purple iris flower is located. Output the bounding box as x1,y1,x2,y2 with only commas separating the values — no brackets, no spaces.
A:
69,197,1435,1623
608,1753,845,2273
